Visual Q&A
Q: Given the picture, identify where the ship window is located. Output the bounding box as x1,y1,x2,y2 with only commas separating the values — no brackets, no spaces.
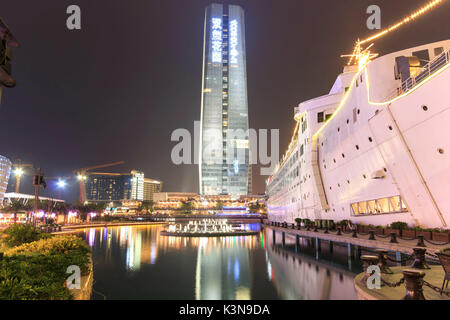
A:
389,196,401,212
422,105,428,111
351,195,407,216
367,200,376,214
376,198,389,213
412,49,430,67
317,112,324,123
351,203,359,215
325,113,333,121
353,108,357,123
358,202,367,214
434,47,444,57
368,137,373,142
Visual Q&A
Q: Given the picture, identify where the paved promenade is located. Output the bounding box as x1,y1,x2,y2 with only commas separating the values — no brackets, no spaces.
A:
266,223,448,257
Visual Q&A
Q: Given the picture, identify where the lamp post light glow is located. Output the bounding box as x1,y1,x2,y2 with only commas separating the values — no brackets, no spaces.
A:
57,180,66,189
14,168,24,176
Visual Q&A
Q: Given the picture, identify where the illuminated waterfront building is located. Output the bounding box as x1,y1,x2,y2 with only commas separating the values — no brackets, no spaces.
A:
0,155,11,200
86,170,145,203
143,178,162,201
199,3,251,196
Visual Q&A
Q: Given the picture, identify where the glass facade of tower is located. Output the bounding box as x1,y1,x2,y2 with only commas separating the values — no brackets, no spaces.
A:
199,3,251,196
86,171,144,202
0,155,11,200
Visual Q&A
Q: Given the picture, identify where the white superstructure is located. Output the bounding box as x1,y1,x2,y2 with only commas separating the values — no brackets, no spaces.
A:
266,40,450,229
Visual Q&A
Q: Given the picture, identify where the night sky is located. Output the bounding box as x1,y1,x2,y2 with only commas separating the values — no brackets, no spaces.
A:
0,0,449,202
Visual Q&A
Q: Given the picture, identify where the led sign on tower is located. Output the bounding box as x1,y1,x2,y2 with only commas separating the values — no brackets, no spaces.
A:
211,18,222,63
229,20,239,64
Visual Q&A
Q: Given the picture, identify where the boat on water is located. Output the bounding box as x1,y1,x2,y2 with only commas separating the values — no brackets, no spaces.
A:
266,38,450,229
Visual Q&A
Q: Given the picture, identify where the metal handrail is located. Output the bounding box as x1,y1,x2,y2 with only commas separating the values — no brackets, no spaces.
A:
400,48,449,94
380,48,450,102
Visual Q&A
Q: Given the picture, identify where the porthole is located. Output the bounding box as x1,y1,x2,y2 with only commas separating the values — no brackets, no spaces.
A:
338,127,340,132
422,105,428,111
388,125,393,131
383,168,387,172
333,159,336,163
347,180,350,184
329,186,332,190
356,145,359,150
438,148,444,154
338,184,341,187
342,153,345,158
324,165,327,169
368,137,373,142
363,174,367,179
347,119,349,124
357,109,360,114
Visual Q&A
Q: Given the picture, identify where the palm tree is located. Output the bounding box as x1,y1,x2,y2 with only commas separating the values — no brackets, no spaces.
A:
2,200,25,224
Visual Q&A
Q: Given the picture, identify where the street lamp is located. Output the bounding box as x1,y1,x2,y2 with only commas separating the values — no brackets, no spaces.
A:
57,179,66,200
13,167,24,194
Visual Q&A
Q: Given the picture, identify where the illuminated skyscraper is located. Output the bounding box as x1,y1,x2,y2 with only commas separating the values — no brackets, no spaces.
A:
0,155,11,200
199,3,251,196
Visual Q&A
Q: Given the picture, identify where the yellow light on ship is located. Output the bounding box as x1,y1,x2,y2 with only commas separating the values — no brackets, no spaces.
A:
359,0,443,45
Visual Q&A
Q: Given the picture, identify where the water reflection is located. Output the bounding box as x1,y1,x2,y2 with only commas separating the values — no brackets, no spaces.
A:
78,224,359,300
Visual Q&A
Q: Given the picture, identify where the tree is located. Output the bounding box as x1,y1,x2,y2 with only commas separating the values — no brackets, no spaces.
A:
180,200,193,214
2,200,25,224
215,200,223,211
138,200,155,214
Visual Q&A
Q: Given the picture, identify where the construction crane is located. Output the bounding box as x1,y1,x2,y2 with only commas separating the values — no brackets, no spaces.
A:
73,161,125,203
11,159,34,193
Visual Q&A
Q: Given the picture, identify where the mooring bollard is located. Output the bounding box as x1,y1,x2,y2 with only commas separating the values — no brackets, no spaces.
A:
292,223,295,229
402,269,426,300
416,235,426,247
352,230,358,238
297,224,301,230
324,226,329,234
375,249,393,274
411,248,430,269
313,225,318,232
360,255,379,285
336,227,342,236
369,230,376,240
390,232,398,243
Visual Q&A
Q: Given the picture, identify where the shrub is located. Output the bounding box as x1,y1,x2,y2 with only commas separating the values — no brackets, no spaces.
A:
390,221,408,230
0,235,91,300
2,224,50,248
295,218,301,224
0,252,90,300
4,235,89,257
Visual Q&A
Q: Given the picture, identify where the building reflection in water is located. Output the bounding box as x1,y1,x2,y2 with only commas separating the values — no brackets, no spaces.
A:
79,224,358,300
265,229,358,300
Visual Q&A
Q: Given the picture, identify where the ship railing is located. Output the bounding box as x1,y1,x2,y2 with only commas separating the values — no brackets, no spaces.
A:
384,48,450,101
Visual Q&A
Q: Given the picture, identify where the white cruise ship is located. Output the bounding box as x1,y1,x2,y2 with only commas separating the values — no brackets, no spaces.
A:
266,39,450,229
